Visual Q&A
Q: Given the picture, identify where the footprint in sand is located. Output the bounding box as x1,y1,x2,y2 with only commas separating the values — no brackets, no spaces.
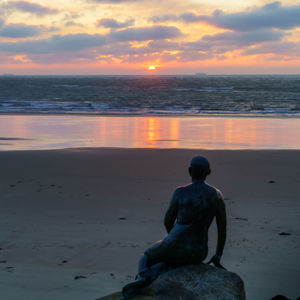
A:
58,260,68,266
6,266,14,273
234,217,248,221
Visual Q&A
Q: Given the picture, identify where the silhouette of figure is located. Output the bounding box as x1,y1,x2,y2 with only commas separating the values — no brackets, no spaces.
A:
122,156,227,299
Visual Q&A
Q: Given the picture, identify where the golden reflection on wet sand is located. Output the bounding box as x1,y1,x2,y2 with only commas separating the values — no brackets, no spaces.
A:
0,115,300,150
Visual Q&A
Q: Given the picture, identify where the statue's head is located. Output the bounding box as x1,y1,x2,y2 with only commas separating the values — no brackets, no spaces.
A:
189,156,211,180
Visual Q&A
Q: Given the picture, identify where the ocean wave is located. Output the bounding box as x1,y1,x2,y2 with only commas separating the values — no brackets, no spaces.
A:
0,75,299,117
1,99,300,117
54,84,80,88
170,87,234,92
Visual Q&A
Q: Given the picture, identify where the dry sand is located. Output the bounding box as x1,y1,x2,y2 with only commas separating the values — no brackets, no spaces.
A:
0,148,299,300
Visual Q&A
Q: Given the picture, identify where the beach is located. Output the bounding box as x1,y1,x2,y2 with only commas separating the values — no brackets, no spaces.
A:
0,148,299,300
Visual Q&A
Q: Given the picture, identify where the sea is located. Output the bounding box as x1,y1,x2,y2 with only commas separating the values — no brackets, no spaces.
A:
1,75,300,116
1,75,300,150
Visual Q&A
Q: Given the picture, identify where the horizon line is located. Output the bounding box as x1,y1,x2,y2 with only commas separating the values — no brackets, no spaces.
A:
1,73,300,76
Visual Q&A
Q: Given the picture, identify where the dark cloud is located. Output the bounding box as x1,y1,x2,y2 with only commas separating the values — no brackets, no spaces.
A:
150,2,300,31
2,1,59,15
109,25,182,41
0,23,43,38
200,2,300,31
96,18,134,29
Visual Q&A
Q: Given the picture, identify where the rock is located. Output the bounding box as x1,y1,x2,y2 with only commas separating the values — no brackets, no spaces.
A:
278,232,291,236
97,264,245,300
270,296,290,300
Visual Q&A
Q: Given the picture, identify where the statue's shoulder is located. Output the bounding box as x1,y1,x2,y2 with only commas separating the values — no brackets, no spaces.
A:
204,183,224,199
172,183,192,196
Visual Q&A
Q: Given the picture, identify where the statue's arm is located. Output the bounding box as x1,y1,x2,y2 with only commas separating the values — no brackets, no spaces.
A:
215,191,227,258
164,188,179,233
207,190,227,268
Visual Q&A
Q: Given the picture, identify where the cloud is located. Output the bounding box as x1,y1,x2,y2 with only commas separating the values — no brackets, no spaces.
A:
65,21,84,27
0,23,43,38
1,1,59,15
200,2,300,31
91,0,140,3
0,24,182,56
109,25,182,41
0,33,106,53
148,40,181,51
150,12,200,23
96,18,134,29
202,29,284,47
242,41,300,57
150,2,300,31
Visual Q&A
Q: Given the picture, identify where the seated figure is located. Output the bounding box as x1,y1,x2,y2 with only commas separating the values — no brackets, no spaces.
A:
122,156,227,299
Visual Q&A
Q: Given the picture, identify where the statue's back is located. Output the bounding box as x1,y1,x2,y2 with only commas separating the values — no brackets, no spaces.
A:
176,181,219,229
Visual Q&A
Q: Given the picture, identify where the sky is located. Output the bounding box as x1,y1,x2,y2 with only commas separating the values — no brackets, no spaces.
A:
0,0,300,74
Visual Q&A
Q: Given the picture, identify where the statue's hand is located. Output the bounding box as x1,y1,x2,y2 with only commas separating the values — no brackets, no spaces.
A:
206,254,226,269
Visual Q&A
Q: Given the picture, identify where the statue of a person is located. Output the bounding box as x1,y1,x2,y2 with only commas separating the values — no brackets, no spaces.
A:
122,156,227,299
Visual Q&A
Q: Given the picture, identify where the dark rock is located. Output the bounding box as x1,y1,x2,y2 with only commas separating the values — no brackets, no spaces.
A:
270,295,290,300
97,264,245,300
74,275,86,280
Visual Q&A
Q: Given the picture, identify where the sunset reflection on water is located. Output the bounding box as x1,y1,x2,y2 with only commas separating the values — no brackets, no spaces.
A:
0,115,300,150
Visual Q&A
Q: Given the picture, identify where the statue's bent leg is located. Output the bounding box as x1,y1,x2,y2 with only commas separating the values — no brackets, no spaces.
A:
122,241,167,299
122,256,166,299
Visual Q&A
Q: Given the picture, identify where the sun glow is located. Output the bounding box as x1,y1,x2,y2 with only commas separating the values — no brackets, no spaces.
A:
148,65,156,70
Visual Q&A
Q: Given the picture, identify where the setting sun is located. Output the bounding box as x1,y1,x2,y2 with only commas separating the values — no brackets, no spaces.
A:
148,66,156,70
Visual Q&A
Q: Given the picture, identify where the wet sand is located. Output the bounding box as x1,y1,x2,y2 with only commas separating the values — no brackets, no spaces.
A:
1,114,300,150
0,148,299,300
